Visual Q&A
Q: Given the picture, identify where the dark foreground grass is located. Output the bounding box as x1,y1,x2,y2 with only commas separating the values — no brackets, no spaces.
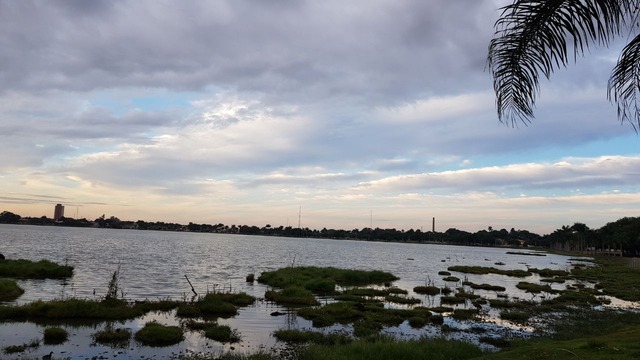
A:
297,336,485,360
0,259,73,279
477,310,640,360
0,278,24,301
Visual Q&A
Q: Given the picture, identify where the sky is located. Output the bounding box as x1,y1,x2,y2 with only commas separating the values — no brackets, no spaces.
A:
1,0,639,235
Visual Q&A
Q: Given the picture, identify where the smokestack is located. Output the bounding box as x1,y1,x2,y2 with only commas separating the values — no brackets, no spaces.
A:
432,217,435,232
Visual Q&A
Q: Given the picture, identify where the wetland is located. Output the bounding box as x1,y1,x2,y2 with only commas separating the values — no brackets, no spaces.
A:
0,224,638,359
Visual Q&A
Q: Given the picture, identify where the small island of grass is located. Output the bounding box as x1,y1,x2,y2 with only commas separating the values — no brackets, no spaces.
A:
0,259,73,279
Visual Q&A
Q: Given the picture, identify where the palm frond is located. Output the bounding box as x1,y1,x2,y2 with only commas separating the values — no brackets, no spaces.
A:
608,33,640,131
488,0,632,126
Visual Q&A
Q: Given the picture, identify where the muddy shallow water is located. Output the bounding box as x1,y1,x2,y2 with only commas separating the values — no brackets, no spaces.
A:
0,224,592,359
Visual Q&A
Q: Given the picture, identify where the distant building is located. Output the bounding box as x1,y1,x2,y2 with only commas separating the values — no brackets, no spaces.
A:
54,204,65,220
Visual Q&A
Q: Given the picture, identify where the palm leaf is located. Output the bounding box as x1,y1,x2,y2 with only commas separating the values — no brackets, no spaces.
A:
608,33,640,130
488,0,633,126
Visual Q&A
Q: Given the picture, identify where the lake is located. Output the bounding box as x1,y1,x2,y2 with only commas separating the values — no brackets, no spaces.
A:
0,224,585,359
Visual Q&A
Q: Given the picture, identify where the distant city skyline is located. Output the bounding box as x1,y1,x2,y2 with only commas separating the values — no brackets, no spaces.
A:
1,1,639,234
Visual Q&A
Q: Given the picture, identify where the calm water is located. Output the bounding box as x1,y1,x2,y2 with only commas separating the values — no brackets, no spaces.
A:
0,224,584,359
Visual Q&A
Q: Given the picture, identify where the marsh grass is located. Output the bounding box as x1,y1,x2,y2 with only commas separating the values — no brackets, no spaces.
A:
2,338,39,354
273,329,352,345
134,321,184,347
442,276,460,282
0,298,143,321
461,281,506,292
383,294,420,305
0,278,24,301
297,301,440,337
515,281,557,294
203,324,241,343
440,295,467,304
297,336,485,360
175,291,255,318
451,309,480,321
258,267,399,294
43,326,68,344
0,259,73,279
92,327,132,346
528,268,569,277
448,265,531,277
542,290,607,306
499,311,530,323
265,286,319,305
413,285,439,295
476,311,640,360
571,257,640,301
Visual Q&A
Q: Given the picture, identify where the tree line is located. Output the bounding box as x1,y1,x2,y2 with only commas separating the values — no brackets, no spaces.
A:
1,210,638,256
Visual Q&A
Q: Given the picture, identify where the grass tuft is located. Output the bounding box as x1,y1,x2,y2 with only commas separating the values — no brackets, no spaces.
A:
43,326,68,344
134,321,183,347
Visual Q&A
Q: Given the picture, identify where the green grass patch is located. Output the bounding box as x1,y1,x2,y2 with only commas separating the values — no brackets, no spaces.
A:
134,321,184,347
92,327,132,346
515,281,558,294
476,322,640,359
413,285,440,295
273,329,352,345
258,266,399,294
203,292,256,306
384,294,420,305
0,259,73,279
0,298,143,321
529,268,569,277
175,292,254,318
570,256,640,301
542,290,608,307
451,308,480,321
440,296,466,305
298,336,484,360
0,278,24,301
43,326,68,344
448,265,531,277
499,311,530,323
203,324,241,343
462,281,506,292
265,286,319,306
2,339,39,354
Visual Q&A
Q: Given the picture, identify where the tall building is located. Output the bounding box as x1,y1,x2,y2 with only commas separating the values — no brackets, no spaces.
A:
54,204,65,220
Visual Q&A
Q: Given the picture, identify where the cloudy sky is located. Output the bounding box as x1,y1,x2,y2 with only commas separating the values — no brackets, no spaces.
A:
1,0,639,234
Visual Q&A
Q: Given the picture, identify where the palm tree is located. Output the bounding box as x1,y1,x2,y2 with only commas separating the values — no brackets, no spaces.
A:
488,0,640,129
